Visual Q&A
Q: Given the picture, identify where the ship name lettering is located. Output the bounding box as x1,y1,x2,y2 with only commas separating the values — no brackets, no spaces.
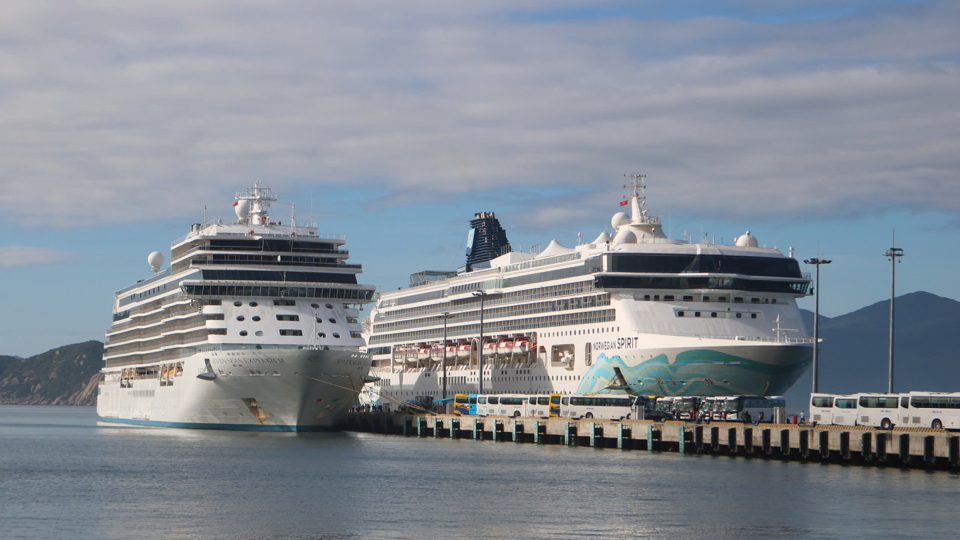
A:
593,337,638,351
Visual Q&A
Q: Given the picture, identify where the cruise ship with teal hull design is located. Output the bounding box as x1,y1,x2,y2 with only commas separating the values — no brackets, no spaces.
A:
361,174,813,407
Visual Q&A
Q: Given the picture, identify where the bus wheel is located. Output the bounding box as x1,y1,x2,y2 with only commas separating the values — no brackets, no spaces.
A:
625,413,631,420
880,418,892,430
932,419,943,430
585,412,594,419
513,411,521,418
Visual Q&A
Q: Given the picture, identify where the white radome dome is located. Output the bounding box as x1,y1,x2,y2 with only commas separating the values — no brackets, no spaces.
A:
613,228,637,244
234,199,250,220
592,231,613,244
611,212,629,229
148,251,164,271
735,231,759,247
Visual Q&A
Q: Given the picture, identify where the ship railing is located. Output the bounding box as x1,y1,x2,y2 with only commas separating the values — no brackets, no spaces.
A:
665,332,814,344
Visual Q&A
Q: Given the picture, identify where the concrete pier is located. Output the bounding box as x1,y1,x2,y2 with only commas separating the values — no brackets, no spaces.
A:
344,413,960,470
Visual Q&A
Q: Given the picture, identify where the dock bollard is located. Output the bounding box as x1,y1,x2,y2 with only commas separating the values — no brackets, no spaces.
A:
841,432,850,459
472,418,478,440
900,434,912,464
924,435,936,465
695,425,704,452
862,432,872,461
432,417,439,439
647,425,654,452
762,429,771,455
589,422,596,448
678,426,685,454
819,430,829,460
877,432,888,461
618,423,625,450
451,419,459,439
565,422,572,446
799,430,809,458
712,426,720,453
780,429,790,457
728,428,737,455
744,428,753,454
403,416,410,436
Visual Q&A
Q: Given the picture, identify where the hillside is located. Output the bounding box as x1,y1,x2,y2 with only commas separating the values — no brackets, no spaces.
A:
0,341,104,405
785,291,960,410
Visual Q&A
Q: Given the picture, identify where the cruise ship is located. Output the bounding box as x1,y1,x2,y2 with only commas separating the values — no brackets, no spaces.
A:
97,183,376,430
361,174,813,408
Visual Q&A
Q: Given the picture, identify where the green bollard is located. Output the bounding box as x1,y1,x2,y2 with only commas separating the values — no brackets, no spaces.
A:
589,422,596,447
618,423,624,450
472,418,478,440
678,425,685,454
647,424,654,452
433,417,439,438
565,422,571,446
512,419,518,443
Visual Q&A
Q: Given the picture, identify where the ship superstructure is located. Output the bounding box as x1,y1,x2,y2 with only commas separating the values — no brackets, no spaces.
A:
97,182,376,430
361,174,813,407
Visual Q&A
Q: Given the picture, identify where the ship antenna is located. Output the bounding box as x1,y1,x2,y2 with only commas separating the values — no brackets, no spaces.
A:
623,172,647,223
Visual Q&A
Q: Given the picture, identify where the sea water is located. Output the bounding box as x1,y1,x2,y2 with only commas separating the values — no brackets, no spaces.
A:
0,405,956,539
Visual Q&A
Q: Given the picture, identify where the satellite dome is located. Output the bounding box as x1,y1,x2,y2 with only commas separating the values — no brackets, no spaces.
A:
611,212,629,229
148,251,164,272
613,228,637,244
735,231,759,247
235,199,251,220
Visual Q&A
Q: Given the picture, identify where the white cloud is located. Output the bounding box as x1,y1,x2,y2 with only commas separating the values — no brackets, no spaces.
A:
0,247,77,267
0,1,958,227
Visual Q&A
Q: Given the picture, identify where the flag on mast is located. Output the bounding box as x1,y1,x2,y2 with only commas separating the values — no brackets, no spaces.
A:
619,200,628,207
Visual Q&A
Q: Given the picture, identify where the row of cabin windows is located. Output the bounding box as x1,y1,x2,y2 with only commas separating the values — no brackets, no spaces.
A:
642,294,777,304
235,300,337,309
677,311,758,319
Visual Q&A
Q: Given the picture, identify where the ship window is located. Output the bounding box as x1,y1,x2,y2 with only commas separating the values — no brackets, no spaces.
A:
718,296,728,302
274,300,296,306
277,314,300,321
329,318,337,324
311,303,320,309
239,330,248,336
643,295,650,301
234,301,243,307
325,304,334,309
255,331,264,336
332,333,341,339
318,332,326,338
771,298,777,304
695,312,701,317
703,296,710,302
683,296,693,301
711,312,717,318
237,315,245,321
677,311,684,317
351,331,362,338
751,313,758,319
736,313,742,319
751,298,760,304
733,297,744,303
279,329,303,336
664,295,675,301
653,295,660,301
252,316,261,322
315,317,323,323
249,301,258,307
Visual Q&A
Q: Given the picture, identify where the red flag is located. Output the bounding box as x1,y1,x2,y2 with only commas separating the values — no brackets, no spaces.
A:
232,201,239,207
619,200,628,207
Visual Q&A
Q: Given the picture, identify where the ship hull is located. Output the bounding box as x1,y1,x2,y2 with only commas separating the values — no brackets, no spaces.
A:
97,348,371,431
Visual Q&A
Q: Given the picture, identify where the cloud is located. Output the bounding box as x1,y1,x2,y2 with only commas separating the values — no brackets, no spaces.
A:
0,1,958,227
0,247,77,267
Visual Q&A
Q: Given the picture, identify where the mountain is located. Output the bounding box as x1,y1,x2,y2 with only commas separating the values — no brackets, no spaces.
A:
785,291,960,411
0,341,104,405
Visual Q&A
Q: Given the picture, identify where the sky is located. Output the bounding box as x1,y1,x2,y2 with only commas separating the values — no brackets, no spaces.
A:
1,0,958,358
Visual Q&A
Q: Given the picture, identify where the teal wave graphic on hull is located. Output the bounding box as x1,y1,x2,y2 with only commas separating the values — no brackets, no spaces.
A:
576,350,808,397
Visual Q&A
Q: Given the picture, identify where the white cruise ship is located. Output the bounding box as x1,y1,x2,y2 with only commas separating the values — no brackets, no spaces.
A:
361,174,814,407
97,183,376,430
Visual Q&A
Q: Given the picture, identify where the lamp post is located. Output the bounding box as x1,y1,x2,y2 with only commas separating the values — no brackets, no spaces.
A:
803,257,831,393
472,290,487,394
439,312,452,399
884,246,903,393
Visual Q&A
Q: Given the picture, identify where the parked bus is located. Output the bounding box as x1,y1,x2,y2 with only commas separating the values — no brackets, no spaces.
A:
549,393,561,418
716,396,785,423
809,393,836,425
855,393,901,430
655,397,699,420
525,395,552,418
454,393,470,416
832,395,858,426
636,396,672,421
559,394,637,420
903,391,960,430
476,394,526,417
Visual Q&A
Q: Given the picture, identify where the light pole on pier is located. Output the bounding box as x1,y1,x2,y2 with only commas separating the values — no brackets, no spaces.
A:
803,257,831,394
472,291,488,394
439,312,453,400
885,246,904,393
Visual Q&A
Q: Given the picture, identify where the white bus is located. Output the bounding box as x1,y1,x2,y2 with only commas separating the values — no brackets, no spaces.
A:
655,397,699,420
831,395,859,426
559,395,637,420
475,394,527,417
524,395,552,419
716,396,785,423
809,393,837,425
854,393,901,430
903,392,960,430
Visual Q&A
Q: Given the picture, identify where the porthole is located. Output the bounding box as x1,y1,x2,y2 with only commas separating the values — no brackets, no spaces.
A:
234,301,243,307
318,332,326,338
315,317,323,323
328,318,337,324
255,331,264,337
239,330,248,336
325,304,333,309
249,301,258,307
332,333,341,339
252,316,261,322
236,315,245,321
311,303,320,309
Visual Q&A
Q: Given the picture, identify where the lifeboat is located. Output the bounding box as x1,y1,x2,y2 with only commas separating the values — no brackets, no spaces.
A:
417,347,430,361
456,344,471,359
482,342,497,357
497,340,513,356
446,345,458,358
430,345,444,361
513,340,531,354
405,348,419,363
